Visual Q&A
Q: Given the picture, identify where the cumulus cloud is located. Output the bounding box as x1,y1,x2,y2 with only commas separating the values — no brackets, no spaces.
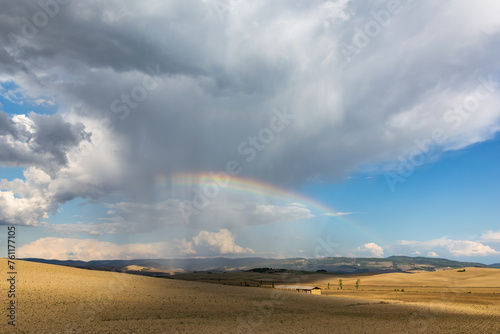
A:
0,115,122,226
177,229,254,255
0,111,89,175
18,237,171,261
480,230,500,242
19,231,252,260
395,237,499,257
356,242,384,257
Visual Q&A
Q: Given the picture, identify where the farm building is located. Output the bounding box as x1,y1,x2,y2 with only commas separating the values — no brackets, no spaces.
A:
274,285,322,295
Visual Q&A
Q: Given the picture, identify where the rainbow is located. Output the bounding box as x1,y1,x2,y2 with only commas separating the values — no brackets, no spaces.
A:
154,172,381,244
169,172,332,214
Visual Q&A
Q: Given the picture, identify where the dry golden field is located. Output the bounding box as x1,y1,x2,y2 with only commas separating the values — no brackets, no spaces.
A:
1,259,499,333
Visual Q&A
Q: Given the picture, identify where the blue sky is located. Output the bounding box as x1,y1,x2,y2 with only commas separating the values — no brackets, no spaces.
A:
0,0,499,264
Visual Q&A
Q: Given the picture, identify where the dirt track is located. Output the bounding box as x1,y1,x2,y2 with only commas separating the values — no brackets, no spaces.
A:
1,259,499,333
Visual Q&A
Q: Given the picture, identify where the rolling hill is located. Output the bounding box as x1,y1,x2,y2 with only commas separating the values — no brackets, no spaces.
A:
2,259,499,333
21,255,490,275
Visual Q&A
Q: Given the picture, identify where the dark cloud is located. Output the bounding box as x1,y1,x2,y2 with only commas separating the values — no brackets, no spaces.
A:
0,111,89,175
0,110,17,136
0,0,499,228
30,112,88,166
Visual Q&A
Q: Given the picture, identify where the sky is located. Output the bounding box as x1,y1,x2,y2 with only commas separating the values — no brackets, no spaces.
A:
0,0,499,264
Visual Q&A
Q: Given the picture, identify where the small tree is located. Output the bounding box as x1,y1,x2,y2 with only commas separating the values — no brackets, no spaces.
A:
272,282,275,288
355,279,360,290
327,282,330,290
338,279,343,290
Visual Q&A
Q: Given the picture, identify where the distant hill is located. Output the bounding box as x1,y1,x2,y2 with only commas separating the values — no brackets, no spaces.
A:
21,256,491,275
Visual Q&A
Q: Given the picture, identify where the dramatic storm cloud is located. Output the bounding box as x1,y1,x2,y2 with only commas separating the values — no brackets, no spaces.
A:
0,111,88,174
0,0,499,260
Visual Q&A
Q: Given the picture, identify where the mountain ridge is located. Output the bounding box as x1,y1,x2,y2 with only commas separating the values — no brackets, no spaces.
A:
20,256,493,275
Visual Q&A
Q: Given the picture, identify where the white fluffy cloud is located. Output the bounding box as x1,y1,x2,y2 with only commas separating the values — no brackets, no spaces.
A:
396,237,499,257
356,242,384,257
18,237,171,261
19,229,253,260
177,229,254,255
480,230,500,242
